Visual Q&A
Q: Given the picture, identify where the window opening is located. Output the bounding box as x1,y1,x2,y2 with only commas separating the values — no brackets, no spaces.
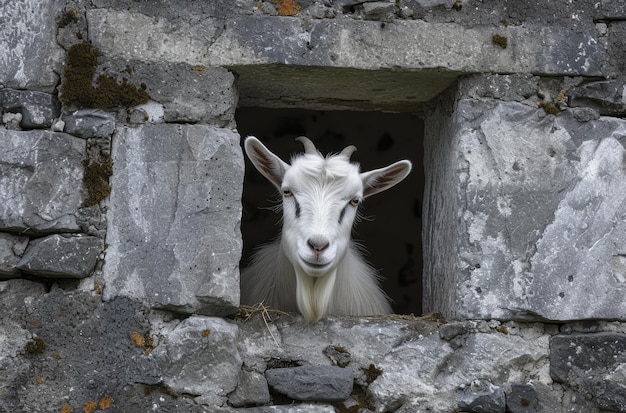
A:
236,108,424,315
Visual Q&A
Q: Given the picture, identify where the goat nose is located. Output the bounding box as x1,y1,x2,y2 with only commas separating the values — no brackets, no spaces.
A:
307,236,330,253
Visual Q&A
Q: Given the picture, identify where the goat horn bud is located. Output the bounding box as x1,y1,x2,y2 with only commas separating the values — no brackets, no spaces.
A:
295,136,318,155
340,145,357,159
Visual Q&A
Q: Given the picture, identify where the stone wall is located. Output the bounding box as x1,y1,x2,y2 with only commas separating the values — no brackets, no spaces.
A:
1,0,625,412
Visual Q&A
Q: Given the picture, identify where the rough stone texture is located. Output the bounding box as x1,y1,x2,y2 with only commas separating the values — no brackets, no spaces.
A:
229,369,272,407
0,129,86,234
423,76,626,321
0,0,64,92
457,380,505,413
0,89,61,129
16,234,103,278
2,1,626,412
62,109,116,138
87,8,606,112
0,287,161,413
235,314,559,412
265,365,354,402
152,316,242,405
0,233,29,277
550,333,626,412
506,384,541,413
94,62,239,126
569,80,626,117
103,124,244,315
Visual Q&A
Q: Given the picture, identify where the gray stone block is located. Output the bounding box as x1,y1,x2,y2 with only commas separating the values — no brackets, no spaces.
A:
457,380,505,413
0,0,64,92
0,129,86,234
152,316,241,404
550,333,626,412
103,124,243,315
506,384,541,413
265,365,354,402
0,233,28,277
0,89,61,129
88,10,606,76
16,234,103,278
229,369,271,407
123,63,238,126
569,80,626,116
63,109,116,138
424,88,626,321
87,9,607,112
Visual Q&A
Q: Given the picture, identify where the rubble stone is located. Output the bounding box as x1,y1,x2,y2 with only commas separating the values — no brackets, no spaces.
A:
16,234,103,278
63,109,116,138
0,233,29,277
0,89,61,129
265,365,354,402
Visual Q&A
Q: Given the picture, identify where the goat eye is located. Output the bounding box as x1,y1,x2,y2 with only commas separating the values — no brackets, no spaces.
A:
282,188,293,197
349,197,360,207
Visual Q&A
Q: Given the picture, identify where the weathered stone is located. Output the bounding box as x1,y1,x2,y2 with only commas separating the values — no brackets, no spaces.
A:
506,384,541,413
265,365,353,402
16,234,103,278
0,288,161,413
229,369,271,407
0,0,64,91
0,233,29,277
457,380,506,413
569,80,626,116
109,62,238,126
550,333,626,412
152,316,241,405
103,124,243,315
87,9,606,112
2,112,22,130
360,1,396,20
63,109,116,138
0,129,86,234
0,89,61,128
423,79,626,321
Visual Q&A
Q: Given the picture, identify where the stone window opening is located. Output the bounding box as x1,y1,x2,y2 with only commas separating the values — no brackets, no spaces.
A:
236,107,425,316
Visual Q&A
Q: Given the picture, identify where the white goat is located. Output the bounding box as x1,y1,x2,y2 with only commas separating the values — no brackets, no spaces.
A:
241,136,412,322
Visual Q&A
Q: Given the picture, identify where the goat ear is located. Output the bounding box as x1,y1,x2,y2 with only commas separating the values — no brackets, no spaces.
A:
244,136,290,189
361,160,412,198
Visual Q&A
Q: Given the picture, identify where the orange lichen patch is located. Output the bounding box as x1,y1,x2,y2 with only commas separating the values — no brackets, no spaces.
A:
557,89,567,102
61,403,73,413
36,375,43,384
130,331,145,347
201,329,210,337
274,0,301,16
98,397,112,410
83,400,97,413
191,65,205,72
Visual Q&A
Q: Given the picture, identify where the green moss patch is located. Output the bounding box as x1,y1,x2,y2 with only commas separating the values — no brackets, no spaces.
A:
60,42,149,110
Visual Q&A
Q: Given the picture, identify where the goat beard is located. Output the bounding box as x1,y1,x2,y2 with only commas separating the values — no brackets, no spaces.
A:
295,268,337,323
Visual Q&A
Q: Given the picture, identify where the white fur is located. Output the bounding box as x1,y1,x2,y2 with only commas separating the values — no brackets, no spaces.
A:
241,136,412,322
